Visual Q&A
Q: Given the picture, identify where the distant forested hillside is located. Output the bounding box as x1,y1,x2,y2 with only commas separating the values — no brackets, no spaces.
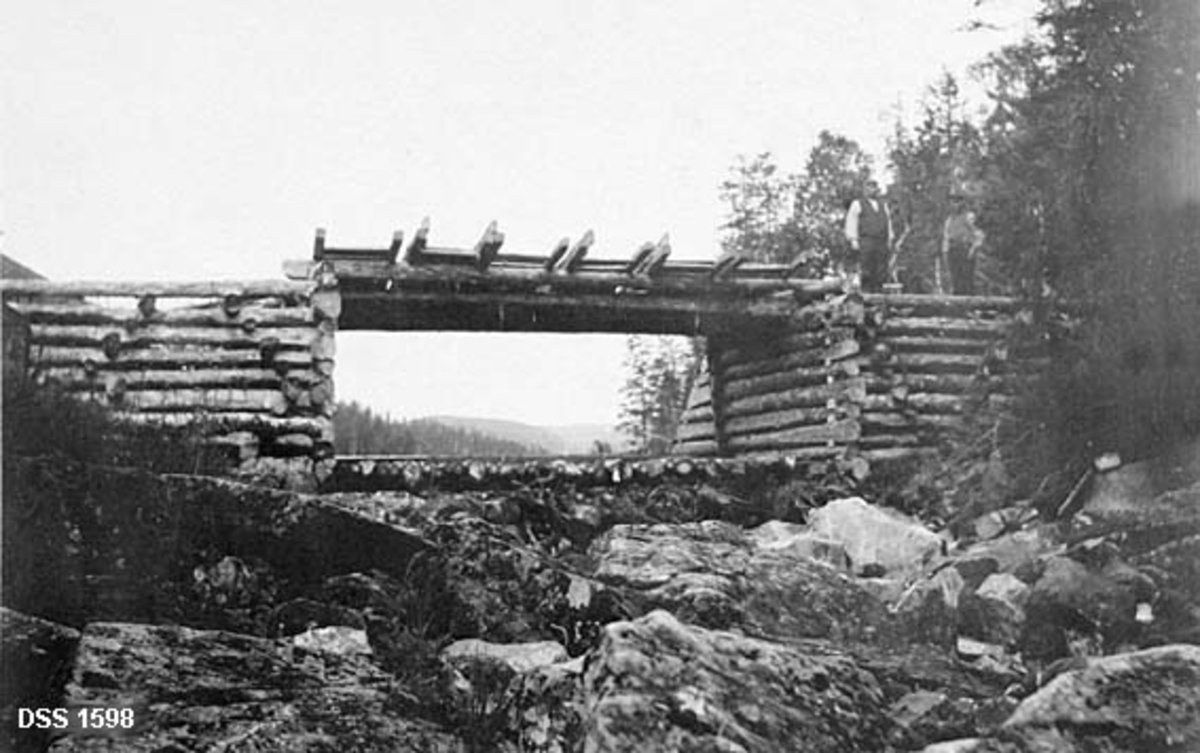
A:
332,401,549,456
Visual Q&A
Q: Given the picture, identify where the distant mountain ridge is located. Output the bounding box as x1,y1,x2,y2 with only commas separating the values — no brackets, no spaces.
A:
426,415,627,455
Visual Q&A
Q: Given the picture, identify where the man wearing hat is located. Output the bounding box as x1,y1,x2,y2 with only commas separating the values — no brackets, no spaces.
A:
941,193,986,295
843,179,893,292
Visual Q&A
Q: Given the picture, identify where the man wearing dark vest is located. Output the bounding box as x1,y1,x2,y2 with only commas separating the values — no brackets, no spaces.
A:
843,179,893,292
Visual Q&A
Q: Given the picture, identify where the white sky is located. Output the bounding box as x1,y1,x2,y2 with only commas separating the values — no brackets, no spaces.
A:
2,1,1037,427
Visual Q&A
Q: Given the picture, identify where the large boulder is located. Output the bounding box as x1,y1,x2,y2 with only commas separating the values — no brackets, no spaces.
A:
924,644,1200,752
958,573,1030,648
590,521,889,642
1,609,81,753
807,496,946,579
581,610,890,752
1019,555,1150,661
49,621,462,752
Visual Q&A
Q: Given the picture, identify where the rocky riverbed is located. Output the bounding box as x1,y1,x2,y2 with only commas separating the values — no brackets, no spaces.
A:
3,448,1200,751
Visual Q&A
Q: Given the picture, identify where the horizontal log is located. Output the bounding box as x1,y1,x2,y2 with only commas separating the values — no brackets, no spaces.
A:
28,346,313,369
862,293,1021,314
288,255,843,297
737,446,845,463
726,419,859,451
721,360,860,402
9,301,315,327
670,439,720,456
679,405,714,425
681,386,713,407
94,388,289,414
675,422,717,442
725,405,852,437
859,412,962,431
716,326,857,366
336,289,803,334
879,336,994,355
856,433,929,448
862,372,1014,395
111,412,332,439
862,352,989,375
858,447,940,462
35,367,321,391
286,254,846,295
877,317,1011,338
724,377,867,417
859,393,968,414
29,324,317,350
1,279,314,299
721,339,860,381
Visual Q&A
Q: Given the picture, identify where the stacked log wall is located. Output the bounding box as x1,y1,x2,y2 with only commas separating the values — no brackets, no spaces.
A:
676,293,1040,466
6,282,332,462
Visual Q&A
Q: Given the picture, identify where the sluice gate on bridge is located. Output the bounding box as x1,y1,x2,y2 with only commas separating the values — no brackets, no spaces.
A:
1,222,1048,477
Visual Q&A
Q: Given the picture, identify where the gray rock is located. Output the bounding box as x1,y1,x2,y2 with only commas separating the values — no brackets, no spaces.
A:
892,567,965,649
746,520,851,571
442,639,568,675
1,609,81,753
928,644,1200,752
49,621,462,751
581,610,890,752
590,521,889,642
1020,555,1144,661
959,573,1030,648
808,496,946,578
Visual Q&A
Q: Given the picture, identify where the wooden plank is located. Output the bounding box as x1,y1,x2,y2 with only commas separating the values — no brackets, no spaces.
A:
474,221,505,271
313,228,327,261
10,301,315,327
635,235,672,278
28,345,313,369
29,324,317,350
726,419,860,451
624,242,657,276
0,280,314,299
723,377,867,417
554,230,595,274
711,252,745,280
386,230,405,264
404,217,431,265
544,238,571,272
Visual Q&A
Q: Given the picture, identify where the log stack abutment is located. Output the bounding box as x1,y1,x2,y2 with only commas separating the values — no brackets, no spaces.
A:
2,279,336,465
675,291,1044,475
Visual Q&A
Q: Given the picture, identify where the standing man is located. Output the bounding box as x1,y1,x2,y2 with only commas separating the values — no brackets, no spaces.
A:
843,179,893,292
941,193,986,295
